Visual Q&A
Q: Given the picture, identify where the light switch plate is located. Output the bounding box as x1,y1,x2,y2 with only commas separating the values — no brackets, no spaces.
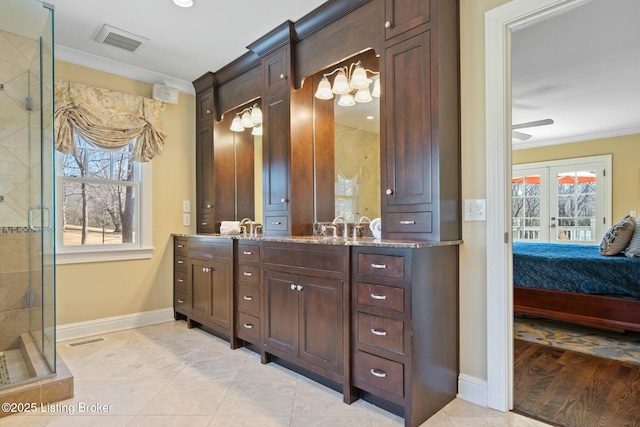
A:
182,213,191,226
182,200,190,213
464,199,486,221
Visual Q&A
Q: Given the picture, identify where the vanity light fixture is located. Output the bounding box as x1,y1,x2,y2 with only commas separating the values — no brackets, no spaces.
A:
314,60,380,106
230,103,262,133
173,0,194,7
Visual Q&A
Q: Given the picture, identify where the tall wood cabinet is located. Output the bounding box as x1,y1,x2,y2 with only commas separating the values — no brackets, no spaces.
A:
381,0,460,241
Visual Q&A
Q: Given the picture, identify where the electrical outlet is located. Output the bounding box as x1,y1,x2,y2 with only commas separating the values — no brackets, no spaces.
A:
182,213,191,226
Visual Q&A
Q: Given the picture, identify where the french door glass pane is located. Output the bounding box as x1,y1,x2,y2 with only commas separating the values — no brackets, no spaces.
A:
555,169,596,242
512,175,541,241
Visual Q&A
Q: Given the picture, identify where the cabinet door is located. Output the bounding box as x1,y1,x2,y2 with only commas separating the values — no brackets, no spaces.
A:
262,91,291,234
190,261,210,322
196,88,214,124
298,275,344,374
383,31,432,209
385,0,431,40
264,270,298,356
196,123,215,233
208,260,231,330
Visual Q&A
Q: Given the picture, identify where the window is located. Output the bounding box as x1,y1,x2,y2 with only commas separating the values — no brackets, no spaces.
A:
56,134,153,263
512,155,611,244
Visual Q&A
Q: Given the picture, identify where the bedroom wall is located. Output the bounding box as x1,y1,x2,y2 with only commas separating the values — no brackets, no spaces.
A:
55,60,196,326
513,133,640,222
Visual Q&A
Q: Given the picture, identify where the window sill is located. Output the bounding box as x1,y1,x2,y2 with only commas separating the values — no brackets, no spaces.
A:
56,246,154,265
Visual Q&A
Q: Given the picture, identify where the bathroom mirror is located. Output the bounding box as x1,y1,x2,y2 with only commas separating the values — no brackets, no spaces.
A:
312,50,381,224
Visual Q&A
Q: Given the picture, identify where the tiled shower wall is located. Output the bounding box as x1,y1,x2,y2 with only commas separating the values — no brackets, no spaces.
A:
0,29,39,350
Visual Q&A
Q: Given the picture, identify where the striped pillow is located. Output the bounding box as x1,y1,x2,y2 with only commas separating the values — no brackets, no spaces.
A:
625,220,640,258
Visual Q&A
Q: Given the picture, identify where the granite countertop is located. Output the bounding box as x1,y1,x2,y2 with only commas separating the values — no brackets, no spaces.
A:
173,233,462,249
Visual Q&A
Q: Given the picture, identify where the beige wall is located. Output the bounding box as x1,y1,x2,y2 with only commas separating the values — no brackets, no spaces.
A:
459,0,511,383
513,134,640,221
55,61,195,325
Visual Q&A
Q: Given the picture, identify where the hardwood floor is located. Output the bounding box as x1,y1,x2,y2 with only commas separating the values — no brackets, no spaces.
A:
514,339,640,427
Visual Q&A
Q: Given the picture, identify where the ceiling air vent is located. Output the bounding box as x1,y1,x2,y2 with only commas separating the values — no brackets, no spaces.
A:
94,24,149,53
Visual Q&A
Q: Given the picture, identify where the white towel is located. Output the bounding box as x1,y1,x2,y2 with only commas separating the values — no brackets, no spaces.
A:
220,221,241,235
369,217,382,240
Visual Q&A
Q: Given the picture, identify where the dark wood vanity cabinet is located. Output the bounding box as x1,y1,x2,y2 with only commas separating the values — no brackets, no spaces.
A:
184,237,234,343
351,245,458,427
193,75,216,233
384,0,431,40
234,241,261,346
262,242,353,403
173,237,189,319
381,0,460,241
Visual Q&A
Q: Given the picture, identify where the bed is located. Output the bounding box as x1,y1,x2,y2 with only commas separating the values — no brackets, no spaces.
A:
513,242,640,332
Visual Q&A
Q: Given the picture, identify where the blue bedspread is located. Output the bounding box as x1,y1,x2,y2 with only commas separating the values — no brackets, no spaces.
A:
513,242,640,298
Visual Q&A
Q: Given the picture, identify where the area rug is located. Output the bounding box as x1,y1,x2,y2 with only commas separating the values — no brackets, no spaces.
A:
0,352,10,385
514,316,640,364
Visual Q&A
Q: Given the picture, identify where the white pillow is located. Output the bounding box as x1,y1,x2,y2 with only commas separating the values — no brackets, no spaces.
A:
625,220,640,258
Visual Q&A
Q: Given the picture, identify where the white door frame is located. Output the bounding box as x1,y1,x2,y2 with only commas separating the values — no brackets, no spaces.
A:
484,0,592,412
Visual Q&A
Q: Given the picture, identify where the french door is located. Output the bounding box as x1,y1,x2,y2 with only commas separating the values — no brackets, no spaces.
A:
512,155,611,244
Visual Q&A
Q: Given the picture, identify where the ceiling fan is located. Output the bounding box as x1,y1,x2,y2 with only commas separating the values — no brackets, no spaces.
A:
512,118,554,141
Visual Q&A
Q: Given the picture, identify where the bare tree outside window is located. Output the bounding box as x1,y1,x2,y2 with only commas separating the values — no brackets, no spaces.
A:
59,135,139,246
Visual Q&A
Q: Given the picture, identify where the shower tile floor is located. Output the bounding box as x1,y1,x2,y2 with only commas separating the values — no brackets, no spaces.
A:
1,350,30,384
0,321,551,426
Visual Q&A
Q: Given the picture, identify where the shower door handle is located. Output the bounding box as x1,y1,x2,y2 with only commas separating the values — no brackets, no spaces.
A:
28,206,53,231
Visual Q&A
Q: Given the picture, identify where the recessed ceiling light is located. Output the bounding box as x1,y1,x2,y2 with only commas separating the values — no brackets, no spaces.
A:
173,0,193,7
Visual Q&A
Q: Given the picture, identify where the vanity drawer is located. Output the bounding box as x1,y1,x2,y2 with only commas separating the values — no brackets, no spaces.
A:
174,238,188,256
357,253,405,279
174,289,188,314
354,351,404,398
237,312,260,343
238,244,260,262
237,285,260,313
238,265,260,284
357,312,404,354
385,211,432,234
174,256,188,273
174,271,187,293
357,283,404,313
265,215,288,232
189,238,232,260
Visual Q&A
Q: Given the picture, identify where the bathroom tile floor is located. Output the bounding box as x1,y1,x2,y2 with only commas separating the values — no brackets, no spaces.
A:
0,321,550,426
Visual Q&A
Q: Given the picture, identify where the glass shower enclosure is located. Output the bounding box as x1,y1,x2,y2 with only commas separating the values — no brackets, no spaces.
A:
0,0,56,387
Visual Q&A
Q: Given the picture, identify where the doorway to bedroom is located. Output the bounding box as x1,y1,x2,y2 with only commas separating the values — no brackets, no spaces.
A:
509,1,640,425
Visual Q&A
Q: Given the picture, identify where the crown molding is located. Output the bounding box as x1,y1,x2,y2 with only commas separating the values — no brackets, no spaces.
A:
55,44,195,95
513,126,640,150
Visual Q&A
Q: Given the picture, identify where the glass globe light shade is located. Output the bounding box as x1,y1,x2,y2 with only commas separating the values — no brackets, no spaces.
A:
250,106,262,125
230,116,244,132
371,78,381,97
349,65,370,90
251,124,263,136
337,93,356,107
331,71,350,95
241,111,253,128
314,77,334,99
354,88,372,103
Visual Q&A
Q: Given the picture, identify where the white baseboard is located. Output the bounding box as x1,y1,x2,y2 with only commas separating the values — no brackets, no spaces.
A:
457,373,489,409
56,308,175,342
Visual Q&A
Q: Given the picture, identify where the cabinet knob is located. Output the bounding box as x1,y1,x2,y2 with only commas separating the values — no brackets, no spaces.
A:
384,21,392,29
177,299,184,304
206,109,211,114
371,328,388,336
296,284,304,291
291,284,296,290
279,73,286,79
280,198,289,203
243,323,254,329
370,368,388,378
206,204,212,208
385,188,393,196
203,267,211,273
243,295,253,301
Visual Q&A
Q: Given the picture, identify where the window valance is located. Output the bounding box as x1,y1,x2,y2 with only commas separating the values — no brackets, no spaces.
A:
54,78,166,162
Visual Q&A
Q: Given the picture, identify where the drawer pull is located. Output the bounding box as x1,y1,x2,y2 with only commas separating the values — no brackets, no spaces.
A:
177,260,184,264
201,222,208,226
291,284,296,290
371,263,387,269
370,293,387,300
203,267,211,273
399,220,416,225
243,272,253,276
243,251,253,255
272,221,282,225
177,299,184,304
243,295,253,301
177,279,184,283
177,244,184,248
371,328,388,336
370,369,387,378
296,284,304,291
243,323,254,329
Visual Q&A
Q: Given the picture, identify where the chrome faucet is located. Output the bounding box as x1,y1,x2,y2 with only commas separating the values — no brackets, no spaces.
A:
332,216,348,238
240,218,254,236
358,216,371,223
